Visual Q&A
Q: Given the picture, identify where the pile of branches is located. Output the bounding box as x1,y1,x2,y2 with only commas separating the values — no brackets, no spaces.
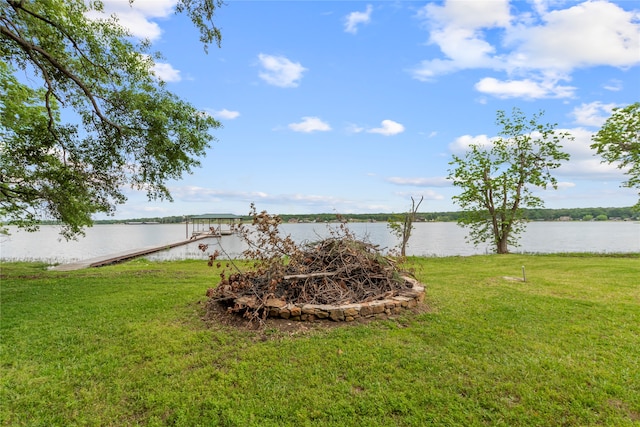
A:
203,204,413,321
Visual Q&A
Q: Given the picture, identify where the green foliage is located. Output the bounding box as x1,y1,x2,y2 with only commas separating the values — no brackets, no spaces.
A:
522,206,637,221
448,108,572,253
387,214,404,233
591,102,640,210
2,255,639,425
0,0,224,238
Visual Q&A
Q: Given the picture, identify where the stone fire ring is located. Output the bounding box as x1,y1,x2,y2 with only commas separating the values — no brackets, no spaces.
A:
231,276,425,322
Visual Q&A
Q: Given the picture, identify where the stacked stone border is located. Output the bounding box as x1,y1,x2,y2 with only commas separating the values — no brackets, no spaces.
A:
231,276,425,322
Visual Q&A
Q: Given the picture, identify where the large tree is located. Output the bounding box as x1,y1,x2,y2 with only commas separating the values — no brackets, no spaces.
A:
590,102,640,210
0,0,223,238
447,108,572,254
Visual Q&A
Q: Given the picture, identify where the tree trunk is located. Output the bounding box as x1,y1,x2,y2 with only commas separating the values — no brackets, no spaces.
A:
399,196,423,257
496,236,509,254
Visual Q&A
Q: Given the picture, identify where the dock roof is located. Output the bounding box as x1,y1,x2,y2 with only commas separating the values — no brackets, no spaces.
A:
189,213,244,220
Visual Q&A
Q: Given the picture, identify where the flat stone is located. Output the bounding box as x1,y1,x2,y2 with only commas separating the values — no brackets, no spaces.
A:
393,296,412,305
370,301,386,314
301,304,317,315
268,308,280,317
329,309,345,321
385,301,401,309
360,304,372,317
342,304,361,317
265,298,286,308
230,278,425,322
289,305,302,317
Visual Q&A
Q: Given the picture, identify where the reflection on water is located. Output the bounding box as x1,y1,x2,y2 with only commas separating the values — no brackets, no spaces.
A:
1,221,638,263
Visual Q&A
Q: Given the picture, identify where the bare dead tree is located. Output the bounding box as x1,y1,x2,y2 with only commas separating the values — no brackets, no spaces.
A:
388,196,424,257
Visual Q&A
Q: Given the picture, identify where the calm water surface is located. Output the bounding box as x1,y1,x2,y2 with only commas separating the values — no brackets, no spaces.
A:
1,221,638,264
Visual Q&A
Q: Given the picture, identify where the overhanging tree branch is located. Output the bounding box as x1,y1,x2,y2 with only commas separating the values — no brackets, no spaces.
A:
1,0,224,238
0,25,123,134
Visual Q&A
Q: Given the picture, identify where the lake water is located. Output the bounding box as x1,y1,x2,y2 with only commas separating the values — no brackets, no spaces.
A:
1,221,638,264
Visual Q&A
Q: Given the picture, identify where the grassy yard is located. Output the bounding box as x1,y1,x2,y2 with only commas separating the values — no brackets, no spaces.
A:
1,254,639,426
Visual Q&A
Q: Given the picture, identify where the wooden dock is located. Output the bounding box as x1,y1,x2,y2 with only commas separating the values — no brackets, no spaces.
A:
50,235,212,271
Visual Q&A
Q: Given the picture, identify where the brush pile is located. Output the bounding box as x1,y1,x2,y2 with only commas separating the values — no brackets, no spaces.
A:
204,205,414,321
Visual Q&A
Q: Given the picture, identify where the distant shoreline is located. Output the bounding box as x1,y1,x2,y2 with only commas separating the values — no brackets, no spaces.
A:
94,206,637,224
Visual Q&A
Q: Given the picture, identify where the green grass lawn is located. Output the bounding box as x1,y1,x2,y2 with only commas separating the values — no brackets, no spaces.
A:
1,254,639,426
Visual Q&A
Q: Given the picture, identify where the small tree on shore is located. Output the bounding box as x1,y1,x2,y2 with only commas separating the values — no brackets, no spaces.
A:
388,196,423,257
447,108,572,254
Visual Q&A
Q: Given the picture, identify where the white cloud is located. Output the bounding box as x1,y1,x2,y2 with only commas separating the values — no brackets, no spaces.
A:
557,128,596,159
475,77,575,99
387,177,450,187
411,0,511,80
368,120,405,136
171,186,349,207
558,156,625,180
571,102,618,127
288,117,331,133
555,128,628,181
411,31,499,81
344,4,373,34
346,123,365,134
506,1,640,72
87,1,185,83
418,0,511,29
151,62,181,82
171,186,268,203
394,190,445,201
211,109,240,120
412,0,640,100
556,182,576,190
258,54,307,88
448,134,495,153
603,79,623,92
85,0,176,41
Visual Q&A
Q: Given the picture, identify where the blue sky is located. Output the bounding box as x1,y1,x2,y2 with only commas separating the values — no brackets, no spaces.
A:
96,0,639,219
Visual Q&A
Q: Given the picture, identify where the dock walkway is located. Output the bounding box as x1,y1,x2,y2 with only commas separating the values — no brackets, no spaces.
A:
51,235,212,271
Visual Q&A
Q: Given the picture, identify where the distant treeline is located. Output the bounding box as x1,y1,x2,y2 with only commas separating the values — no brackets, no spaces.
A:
93,206,638,225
